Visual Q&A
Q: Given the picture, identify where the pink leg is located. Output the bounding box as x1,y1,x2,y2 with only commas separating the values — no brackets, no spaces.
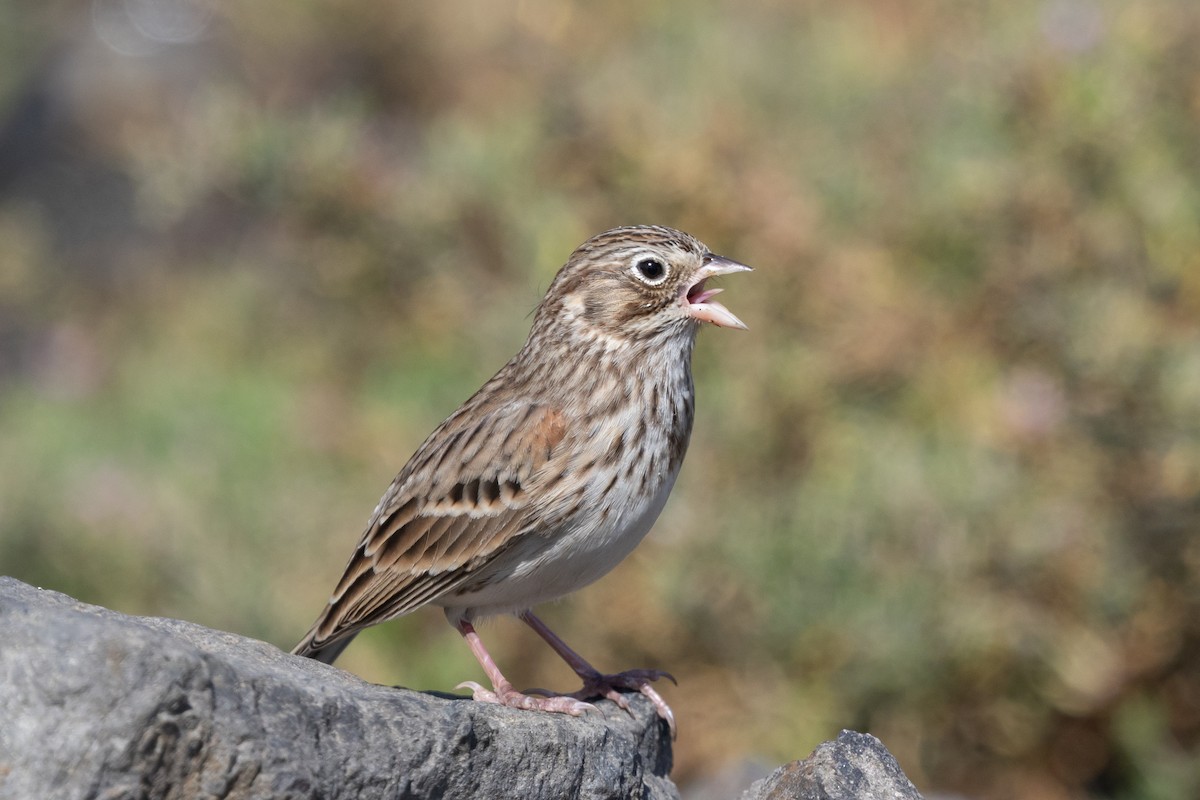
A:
519,611,677,736
453,619,593,716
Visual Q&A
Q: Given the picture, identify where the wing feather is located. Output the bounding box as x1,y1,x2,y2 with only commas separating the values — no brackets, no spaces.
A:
293,400,568,657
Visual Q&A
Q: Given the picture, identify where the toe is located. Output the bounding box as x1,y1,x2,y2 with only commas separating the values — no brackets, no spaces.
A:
462,682,597,717
615,668,676,687
455,681,499,703
594,687,633,713
541,695,597,716
637,683,677,738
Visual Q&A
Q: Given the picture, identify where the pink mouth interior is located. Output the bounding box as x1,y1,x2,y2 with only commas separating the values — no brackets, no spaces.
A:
687,279,723,305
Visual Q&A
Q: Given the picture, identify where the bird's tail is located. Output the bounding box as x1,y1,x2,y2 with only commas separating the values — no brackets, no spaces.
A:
291,626,358,665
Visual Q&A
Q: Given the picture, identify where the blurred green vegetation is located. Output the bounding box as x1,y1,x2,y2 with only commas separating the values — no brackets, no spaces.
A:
2,1,1199,797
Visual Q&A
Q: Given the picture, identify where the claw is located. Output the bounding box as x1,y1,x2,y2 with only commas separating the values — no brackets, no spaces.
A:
514,613,678,736
571,669,678,738
601,668,676,686
635,682,676,738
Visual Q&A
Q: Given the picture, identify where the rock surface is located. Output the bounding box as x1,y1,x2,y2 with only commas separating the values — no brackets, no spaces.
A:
739,730,924,800
0,577,923,799
0,577,675,800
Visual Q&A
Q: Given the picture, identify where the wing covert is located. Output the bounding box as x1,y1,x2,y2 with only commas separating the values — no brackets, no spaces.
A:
298,400,569,648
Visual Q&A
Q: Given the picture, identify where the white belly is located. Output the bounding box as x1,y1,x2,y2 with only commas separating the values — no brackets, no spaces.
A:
438,467,679,617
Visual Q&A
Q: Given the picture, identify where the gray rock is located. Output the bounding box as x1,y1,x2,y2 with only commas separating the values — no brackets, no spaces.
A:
0,577,677,800
740,730,924,800
0,577,923,800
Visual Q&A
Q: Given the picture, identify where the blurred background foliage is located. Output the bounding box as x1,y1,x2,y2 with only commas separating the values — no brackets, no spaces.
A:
2,0,1199,797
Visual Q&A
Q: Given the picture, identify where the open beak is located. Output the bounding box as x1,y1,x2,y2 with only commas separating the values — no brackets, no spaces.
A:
683,254,753,330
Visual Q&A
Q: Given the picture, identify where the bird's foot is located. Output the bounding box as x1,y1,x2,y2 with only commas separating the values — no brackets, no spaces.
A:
572,668,677,737
456,680,596,716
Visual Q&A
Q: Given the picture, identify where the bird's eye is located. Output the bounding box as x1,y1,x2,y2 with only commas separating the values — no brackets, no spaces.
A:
633,258,668,284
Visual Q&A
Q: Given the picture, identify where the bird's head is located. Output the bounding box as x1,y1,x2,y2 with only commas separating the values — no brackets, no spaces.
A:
537,225,752,343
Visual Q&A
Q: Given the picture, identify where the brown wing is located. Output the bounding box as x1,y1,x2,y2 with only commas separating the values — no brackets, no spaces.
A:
293,400,568,657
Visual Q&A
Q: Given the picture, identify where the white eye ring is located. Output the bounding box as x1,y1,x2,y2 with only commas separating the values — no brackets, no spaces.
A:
631,257,669,285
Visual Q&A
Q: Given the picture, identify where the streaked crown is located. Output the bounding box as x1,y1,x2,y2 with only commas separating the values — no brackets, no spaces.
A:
534,225,749,341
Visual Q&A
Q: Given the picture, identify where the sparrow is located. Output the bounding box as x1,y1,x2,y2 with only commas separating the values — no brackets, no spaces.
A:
293,225,750,734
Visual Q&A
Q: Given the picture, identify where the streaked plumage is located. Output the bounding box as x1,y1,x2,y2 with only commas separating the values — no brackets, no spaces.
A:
293,225,750,733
